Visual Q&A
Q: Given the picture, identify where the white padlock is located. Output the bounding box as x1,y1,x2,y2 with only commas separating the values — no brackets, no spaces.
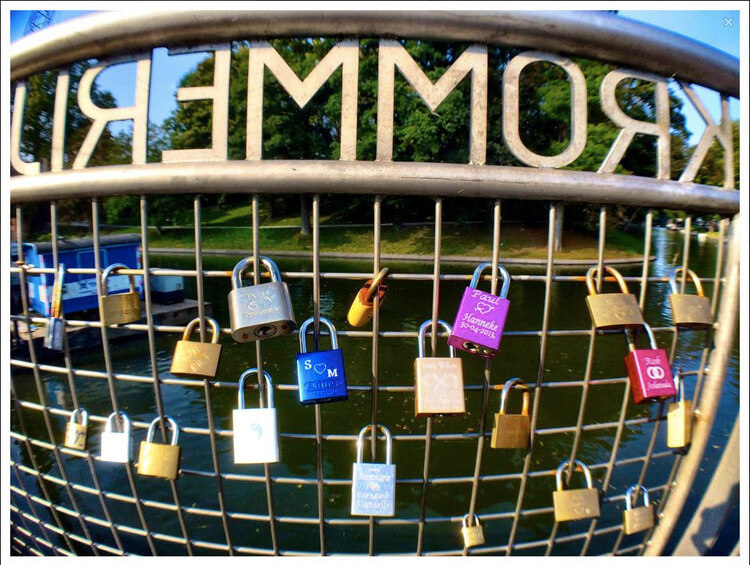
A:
233,368,279,464
100,411,132,463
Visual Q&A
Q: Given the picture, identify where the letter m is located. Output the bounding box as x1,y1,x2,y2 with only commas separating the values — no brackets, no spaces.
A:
327,368,339,378
247,40,359,160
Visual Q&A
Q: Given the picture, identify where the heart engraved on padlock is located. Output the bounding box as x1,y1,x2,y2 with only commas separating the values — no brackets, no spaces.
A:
137,416,181,480
233,368,279,464
552,459,601,523
624,323,676,404
448,262,511,359
100,263,142,326
668,267,714,329
64,407,89,450
228,256,296,342
296,317,348,405
100,411,132,463
351,424,396,517
415,319,465,417
584,266,644,330
170,317,222,378
622,484,654,535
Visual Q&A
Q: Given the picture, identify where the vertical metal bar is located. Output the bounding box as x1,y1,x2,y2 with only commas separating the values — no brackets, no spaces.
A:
710,219,728,315
416,197,442,555
91,199,156,555
463,199,501,556
139,196,194,556
194,197,235,555
311,195,327,555
13,206,91,555
51,201,124,554
638,211,653,310
506,202,557,555
645,214,740,555
251,195,280,555
668,215,692,365
368,196,382,556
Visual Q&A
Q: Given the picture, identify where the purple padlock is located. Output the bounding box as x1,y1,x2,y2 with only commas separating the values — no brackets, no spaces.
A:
448,263,511,359
624,323,676,404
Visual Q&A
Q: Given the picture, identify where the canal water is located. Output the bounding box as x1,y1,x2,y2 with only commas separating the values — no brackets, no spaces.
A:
10,227,738,555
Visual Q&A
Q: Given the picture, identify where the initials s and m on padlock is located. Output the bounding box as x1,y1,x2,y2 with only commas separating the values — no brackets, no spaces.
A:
296,317,348,405
171,317,222,378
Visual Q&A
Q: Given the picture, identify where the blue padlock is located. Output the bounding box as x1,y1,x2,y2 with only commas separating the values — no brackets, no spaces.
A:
296,316,348,405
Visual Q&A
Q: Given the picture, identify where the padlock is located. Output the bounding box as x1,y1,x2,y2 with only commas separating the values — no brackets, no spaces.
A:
137,416,181,480
228,256,296,342
64,408,88,450
351,424,396,517
584,266,644,330
448,262,511,359
233,368,279,464
296,317,348,405
622,484,654,535
170,317,222,378
624,323,676,404
44,262,66,351
669,267,713,329
490,378,531,449
414,319,465,417
552,459,601,522
100,411,132,463
100,263,142,326
347,267,390,327
461,513,485,548
667,369,692,449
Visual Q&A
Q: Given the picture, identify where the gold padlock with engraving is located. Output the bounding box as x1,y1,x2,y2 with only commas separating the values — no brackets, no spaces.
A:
552,459,601,522
667,369,692,448
585,266,644,330
414,319,465,417
170,317,222,378
64,408,88,450
622,484,654,535
347,268,389,327
137,416,181,480
491,378,531,449
101,263,142,326
669,267,713,329
461,513,485,548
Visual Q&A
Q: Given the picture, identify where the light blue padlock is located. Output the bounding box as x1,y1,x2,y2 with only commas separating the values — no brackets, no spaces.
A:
351,424,395,517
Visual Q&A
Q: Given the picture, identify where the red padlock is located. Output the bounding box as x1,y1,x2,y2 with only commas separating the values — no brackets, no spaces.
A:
624,323,676,404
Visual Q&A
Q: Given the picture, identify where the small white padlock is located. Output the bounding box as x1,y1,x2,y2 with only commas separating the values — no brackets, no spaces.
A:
100,411,132,463
233,368,279,464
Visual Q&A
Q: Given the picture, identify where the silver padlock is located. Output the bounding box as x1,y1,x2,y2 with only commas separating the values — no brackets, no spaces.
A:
351,424,396,517
45,262,66,351
233,368,279,464
228,256,296,342
100,411,132,463
64,408,88,450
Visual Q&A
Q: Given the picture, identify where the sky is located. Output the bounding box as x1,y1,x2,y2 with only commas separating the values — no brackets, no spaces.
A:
9,8,741,144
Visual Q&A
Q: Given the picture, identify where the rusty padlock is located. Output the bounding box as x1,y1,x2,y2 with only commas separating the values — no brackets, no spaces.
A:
584,266,644,330
347,267,389,327
170,317,222,378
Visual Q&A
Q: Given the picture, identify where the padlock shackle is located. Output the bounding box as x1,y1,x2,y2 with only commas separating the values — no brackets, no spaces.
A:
51,263,66,319
238,369,274,410
417,319,456,358
356,424,392,465
146,415,179,445
461,513,481,528
231,256,281,289
625,484,650,510
182,316,221,343
498,378,530,416
105,411,131,434
101,263,137,296
672,367,686,403
585,266,630,296
555,459,594,491
298,316,338,353
669,266,705,297
625,323,658,352
363,267,391,302
70,407,88,427
470,262,511,298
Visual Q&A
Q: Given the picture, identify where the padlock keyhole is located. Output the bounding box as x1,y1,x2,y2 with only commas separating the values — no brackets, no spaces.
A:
463,341,479,352
254,325,277,338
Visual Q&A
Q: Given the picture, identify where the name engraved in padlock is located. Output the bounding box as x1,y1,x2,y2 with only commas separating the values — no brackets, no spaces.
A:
420,359,460,371
469,289,504,306
459,313,499,339
184,347,212,371
353,465,395,514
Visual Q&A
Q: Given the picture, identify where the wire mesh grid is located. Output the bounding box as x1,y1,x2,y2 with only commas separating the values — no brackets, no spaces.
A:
9,192,734,556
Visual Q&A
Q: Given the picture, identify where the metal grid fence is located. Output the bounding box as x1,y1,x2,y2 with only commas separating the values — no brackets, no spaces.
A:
8,10,740,557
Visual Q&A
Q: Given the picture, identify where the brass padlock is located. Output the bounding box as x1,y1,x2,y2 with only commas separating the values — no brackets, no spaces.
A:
100,263,142,326
622,484,654,535
669,267,713,329
552,459,601,522
64,408,88,450
347,267,389,327
228,256,296,342
461,513,485,548
170,317,222,378
137,416,181,480
491,378,531,449
585,266,644,330
667,369,692,449
414,319,465,417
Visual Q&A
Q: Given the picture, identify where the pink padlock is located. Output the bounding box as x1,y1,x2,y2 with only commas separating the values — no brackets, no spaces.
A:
624,323,676,404
448,263,511,359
